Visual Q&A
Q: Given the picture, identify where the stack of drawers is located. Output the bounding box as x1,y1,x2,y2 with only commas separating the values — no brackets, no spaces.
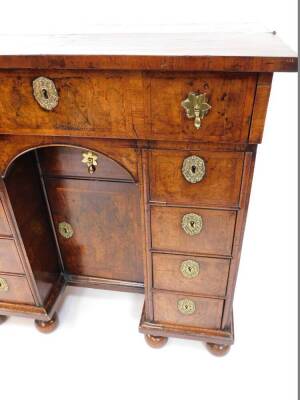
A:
0,194,35,306
148,149,244,330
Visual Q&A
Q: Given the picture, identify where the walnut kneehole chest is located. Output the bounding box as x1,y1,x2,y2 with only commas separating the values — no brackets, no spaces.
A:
0,31,297,356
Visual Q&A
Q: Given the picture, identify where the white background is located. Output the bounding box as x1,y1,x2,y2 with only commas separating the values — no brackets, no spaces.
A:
0,1,297,400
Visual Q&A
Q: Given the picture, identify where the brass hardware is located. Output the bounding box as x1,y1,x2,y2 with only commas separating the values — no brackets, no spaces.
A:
181,213,203,236
181,92,211,129
81,151,98,175
182,155,205,183
0,277,8,292
177,299,196,315
180,260,200,279
58,222,74,239
32,77,59,111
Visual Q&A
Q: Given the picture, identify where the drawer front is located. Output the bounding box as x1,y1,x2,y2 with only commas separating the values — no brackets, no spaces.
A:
149,72,257,143
0,274,35,305
38,147,134,181
152,253,229,296
150,150,244,207
0,240,24,274
0,70,146,138
151,206,236,256
0,198,11,236
153,291,223,329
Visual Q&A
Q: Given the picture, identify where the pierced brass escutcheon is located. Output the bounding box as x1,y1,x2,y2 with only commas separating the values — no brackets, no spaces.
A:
58,222,74,239
181,92,211,129
0,277,8,292
32,77,59,111
180,260,200,279
182,155,205,183
177,298,196,315
181,213,203,236
82,151,98,175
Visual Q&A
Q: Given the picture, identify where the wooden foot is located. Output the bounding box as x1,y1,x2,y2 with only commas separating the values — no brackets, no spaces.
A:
0,315,8,325
35,313,58,334
206,342,231,357
145,334,168,348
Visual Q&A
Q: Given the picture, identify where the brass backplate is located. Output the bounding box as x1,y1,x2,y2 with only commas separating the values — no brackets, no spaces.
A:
177,298,196,315
0,277,8,292
58,222,74,239
82,151,98,175
180,260,200,279
32,77,59,111
182,155,205,183
181,213,203,236
181,92,211,129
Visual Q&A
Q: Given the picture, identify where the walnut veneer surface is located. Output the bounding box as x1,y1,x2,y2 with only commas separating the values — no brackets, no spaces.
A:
0,30,297,355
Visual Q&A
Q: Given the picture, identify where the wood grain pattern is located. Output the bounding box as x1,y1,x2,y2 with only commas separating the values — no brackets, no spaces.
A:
0,239,24,274
149,72,257,143
153,291,224,329
44,177,144,283
149,149,244,207
152,253,230,297
151,205,236,256
0,197,12,236
38,147,134,181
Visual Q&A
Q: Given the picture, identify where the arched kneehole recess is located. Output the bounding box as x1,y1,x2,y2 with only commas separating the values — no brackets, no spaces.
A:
3,145,144,310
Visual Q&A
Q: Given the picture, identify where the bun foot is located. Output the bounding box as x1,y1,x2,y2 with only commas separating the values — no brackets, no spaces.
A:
145,334,168,348
35,313,58,334
206,342,231,357
0,315,7,325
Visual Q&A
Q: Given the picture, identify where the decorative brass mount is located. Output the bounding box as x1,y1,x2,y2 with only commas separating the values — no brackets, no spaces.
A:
32,77,59,111
177,299,196,315
58,222,74,239
182,155,205,183
180,260,200,279
0,277,8,292
181,213,203,236
181,92,211,129
81,151,98,175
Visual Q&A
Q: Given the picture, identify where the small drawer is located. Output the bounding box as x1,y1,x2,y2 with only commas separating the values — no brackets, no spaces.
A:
38,147,133,181
0,198,11,236
0,274,35,305
152,253,230,297
149,72,256,143
153,291,223,329
151,206,236,256
149,149,244,207
0,239,24,274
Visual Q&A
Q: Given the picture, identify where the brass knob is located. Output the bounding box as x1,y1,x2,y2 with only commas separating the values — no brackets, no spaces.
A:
0,277,8,292
181,92,211,129
58,222,74,239
81,151,98,175
182,155,205,183
32,77,59,111
181,213,203,236
177,299,196,315
180,260,200,279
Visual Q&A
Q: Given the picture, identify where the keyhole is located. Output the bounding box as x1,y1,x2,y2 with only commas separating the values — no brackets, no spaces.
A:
190,221,195,228
188,266,192,272
42,89,49,99
191,165,196,174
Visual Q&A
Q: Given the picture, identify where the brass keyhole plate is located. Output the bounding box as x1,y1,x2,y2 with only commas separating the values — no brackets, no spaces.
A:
177,299,196,315
182,155,205,183
58,222,74,239
180,260,200,279
32,76,59,111
0,277,8,292
181,213,203,236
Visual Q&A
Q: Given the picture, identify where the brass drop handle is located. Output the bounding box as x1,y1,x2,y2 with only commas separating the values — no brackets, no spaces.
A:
81,151,98,175
181,92,211,129
32,77,59,111
180,260,200,279
181,213,203,236
177,299,196,315
182,155,205,183
58,222,74,239
0,277,8,292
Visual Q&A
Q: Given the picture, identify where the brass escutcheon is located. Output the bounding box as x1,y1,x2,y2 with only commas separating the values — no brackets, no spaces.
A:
58,222,74,239
0,277,8,292
180,260,200,279
181,92,211,129
32,77,59,111
182,155,205,183
177,298,196,315
81,151,98,175
181,213,203,236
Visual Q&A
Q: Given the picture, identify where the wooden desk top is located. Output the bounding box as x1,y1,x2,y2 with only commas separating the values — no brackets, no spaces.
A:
0,30,297,72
